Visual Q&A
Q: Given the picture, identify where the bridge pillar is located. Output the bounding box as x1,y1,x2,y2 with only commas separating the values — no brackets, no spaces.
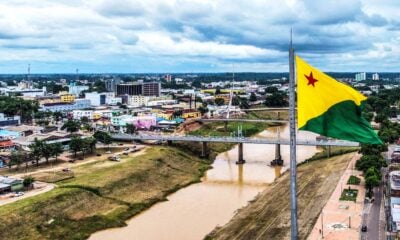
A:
167,140,172,146
200,141,208,158
327,145,331,158
270,144,283,166
277,111,281,120
236,143,246,164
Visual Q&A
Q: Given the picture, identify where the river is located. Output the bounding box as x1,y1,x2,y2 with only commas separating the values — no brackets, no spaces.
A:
89,125,319,240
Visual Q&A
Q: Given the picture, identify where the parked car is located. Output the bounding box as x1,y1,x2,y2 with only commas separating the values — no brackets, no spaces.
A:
108,156,121,162
62,168,71,172
13,192,24,197
361,225,367,232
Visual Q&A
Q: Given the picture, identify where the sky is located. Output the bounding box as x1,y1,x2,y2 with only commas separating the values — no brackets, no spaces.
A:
0,0,399,73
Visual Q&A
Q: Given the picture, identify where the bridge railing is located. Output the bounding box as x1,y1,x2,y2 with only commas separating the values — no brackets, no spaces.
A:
111,133,359,147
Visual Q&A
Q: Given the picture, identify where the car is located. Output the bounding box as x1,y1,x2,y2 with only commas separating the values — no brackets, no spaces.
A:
124,148,130,151
108,156,121,162
119,143,123,146
361,225,367,232
96,153,101,156
13,192,24,197
62,168,71,172
123,152,129,155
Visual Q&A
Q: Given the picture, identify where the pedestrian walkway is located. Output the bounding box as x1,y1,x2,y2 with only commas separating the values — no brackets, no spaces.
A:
308,154,365,240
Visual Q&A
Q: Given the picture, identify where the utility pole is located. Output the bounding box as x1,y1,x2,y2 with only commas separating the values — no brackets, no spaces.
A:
289,28,298,240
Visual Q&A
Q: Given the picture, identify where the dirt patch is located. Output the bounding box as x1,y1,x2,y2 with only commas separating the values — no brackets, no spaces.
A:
206,153,355,240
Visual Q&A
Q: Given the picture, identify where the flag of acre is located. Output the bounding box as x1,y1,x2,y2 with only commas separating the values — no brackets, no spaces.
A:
296,56,382,144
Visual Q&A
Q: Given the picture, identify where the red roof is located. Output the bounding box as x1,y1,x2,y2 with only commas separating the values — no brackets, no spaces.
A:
0,140,14,148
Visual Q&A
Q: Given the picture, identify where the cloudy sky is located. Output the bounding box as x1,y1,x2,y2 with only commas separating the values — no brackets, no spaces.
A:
0,0,399,73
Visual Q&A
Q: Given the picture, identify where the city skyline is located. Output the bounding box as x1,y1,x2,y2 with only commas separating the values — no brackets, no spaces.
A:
0,0,400,73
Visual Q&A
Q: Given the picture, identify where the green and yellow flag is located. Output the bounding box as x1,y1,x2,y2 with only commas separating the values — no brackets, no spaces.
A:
296,56,382,144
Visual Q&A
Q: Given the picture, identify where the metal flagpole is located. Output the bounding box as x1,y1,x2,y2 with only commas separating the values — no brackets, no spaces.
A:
289,29,298,239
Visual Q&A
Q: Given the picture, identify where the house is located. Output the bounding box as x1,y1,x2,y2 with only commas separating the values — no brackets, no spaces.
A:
0,176,23,192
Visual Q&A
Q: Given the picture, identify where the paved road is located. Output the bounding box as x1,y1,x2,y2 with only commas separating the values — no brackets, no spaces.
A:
363,185,384,240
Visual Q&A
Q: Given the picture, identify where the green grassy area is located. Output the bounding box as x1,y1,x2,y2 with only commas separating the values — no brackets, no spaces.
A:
0,147,211,240
347,175,361,185
340,189,358,201
30,171,75,183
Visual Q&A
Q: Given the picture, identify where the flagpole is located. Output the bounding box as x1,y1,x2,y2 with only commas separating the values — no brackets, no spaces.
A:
289,29,298,239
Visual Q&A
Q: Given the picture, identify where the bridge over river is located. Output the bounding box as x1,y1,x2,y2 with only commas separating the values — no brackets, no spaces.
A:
112,133,359,164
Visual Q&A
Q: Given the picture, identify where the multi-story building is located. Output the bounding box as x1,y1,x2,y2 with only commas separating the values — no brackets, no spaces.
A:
60,93,76,103
40,99,91,112
116,81,160,97
372,73,379,81
0,86,47,97
72,110,94,120
355,72,367,81
85,92,107,106
68,82,89,96
105,78,121,92
0,113,21,126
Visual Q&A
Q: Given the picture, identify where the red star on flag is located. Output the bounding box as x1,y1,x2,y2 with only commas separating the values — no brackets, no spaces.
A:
305,72,318,87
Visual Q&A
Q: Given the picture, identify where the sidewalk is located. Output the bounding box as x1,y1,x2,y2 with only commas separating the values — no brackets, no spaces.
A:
308,154,365,240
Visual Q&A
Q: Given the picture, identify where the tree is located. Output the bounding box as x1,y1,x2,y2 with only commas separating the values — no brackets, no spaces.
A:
264,92,288,107
249,92,257,102
50,143,64,162
126,123,136,134
29,138,43,167
53,111,63,123
265,86,279,94
61,120,81,134
355,155,387,173
365,167,380,198
93,131,112,150
69,136,83,158
9,151,24,171
23,176,35,188
85,137,97,154
198,106,208,115
215,86,221,95
173,110,183,118
215,98,225,106
40,142,54,164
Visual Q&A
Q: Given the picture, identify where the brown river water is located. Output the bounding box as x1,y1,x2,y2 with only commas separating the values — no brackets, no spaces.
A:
89,125,319,240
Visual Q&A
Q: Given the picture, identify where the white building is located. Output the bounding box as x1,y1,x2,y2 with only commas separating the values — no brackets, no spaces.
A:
355,72,366,81
106,97,122,105
40,99,91,112
68,83,89,96
0,86,46,97
372,73,379,81
72,110,94,120
85,92,107,106
0,113,21,126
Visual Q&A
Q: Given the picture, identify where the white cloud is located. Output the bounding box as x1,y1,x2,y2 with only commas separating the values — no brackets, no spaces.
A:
0,0,398,72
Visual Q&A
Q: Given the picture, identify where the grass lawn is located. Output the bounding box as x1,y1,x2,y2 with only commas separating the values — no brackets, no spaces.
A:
0,146,211,240
340,189,358,201
347,175,361,185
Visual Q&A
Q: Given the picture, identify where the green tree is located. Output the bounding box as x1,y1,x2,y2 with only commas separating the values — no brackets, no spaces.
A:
51,143,64,162
69,137,83,158
93,131,112,150
249,92,257,102
29,138,43,167
264,92,288,107
214,98,225,106
53,111,63,123
265,86,279,94
215,86,222,95
23,176,35,188
40,142,53,164
126,123,136,134
365,168,380,198
355,155,387,173
173,110,183,118
61,120,81,134
85,137,97,154
9,151,24,171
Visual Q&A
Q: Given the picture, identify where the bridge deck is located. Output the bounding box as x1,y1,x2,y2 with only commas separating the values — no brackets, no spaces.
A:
198,119,288,123
112,133,359,147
